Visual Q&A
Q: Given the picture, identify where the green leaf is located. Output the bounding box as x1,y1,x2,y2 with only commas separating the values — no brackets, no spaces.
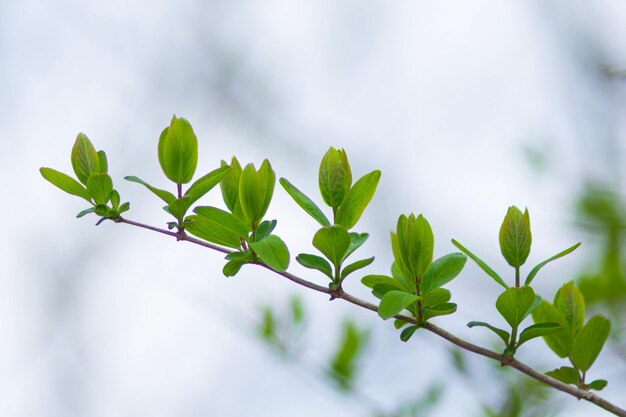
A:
378,291,420,320
110,190,120,210
341,257,375,280
158,115,198,184
249,235,290,272
318,147,352,208
76,207,96,218
254,220,277,242
499,206,532,268
400,325,419,342
94,205,109,217
296,253,333,280
391,262,415,293
523,295,543,320
223,259,246,277
97,150,108,174
361,274,395,288
545,366,579,385
167,196,193,220
423,303,457,321
124,176,176,204
344,233,369,260
40,167,93,202
571,315,611,372
184,165,231,205
588,379,608,391
334,170,381,229
186,207,248,249
531,300,572,358
524,242,581,286
239,160,275,226
451,239,508,289
71,133,100,185
313,225,351,268
329,321,365,391
496,286,536,329
220,157,243,212
516,322,563,347
86,173,113,205
372,283,405,299
279,178,330,226
554,281,585,333
118,202,130,213
423,288,451,308
394,319,409,329
467,321,510,344
420,253,467,293
394,214,434,279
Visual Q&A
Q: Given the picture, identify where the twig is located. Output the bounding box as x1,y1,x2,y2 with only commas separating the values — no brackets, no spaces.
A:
116,216,626,417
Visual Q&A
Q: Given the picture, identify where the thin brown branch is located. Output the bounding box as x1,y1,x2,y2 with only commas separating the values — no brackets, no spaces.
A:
116,216,626,417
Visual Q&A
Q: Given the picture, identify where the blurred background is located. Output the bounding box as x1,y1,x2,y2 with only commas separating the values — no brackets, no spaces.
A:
2,0,626,416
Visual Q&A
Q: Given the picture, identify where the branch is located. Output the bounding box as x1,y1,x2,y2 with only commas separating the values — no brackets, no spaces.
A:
115,216,626,417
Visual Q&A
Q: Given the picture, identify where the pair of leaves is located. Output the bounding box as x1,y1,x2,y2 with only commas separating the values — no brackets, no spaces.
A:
532,281,611,374
469,287,562,353
280,147,381,230
297,226,373,283
392,214,434,280
158,115,198,185
41,134,129,219
545,367,607,391
185,206,289,272
452,206,580,288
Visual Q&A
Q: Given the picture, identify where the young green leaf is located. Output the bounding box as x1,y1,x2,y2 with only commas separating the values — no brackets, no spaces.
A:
184,165,231,205
545,366,580,385
124,176,176,204
588,380,608,391
239,160,275,227
254,220,277,242
496,286,536,329
524,242,581,286
451,239,508,289
110,190,120,210
361,275,405,295
400,325,419,342
378,290,420,320
40,167,93,202
71,133,100,185
423,288,451,308
318,147,352,208
223,259,246,277
531,300,572,358
391,261,415,293
372,283,405,299
167,196,193,220
157,116,198,184
554,281,585,333
516,322,563,347
334,170,381,230
499,206,532,268
422,303,457,321
220,157,242,212
296,253,334,280
420,252,467,293
97,150,108,174
571,315,611,372
279,178,330,227
249,235,290,272
394,319,409,329
186,206,248,249
340,257,375,280
467,321,510,344
76,207,96,218
394,214,434,279
313,226,351,268
344,233,369,260
86,173,113,206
